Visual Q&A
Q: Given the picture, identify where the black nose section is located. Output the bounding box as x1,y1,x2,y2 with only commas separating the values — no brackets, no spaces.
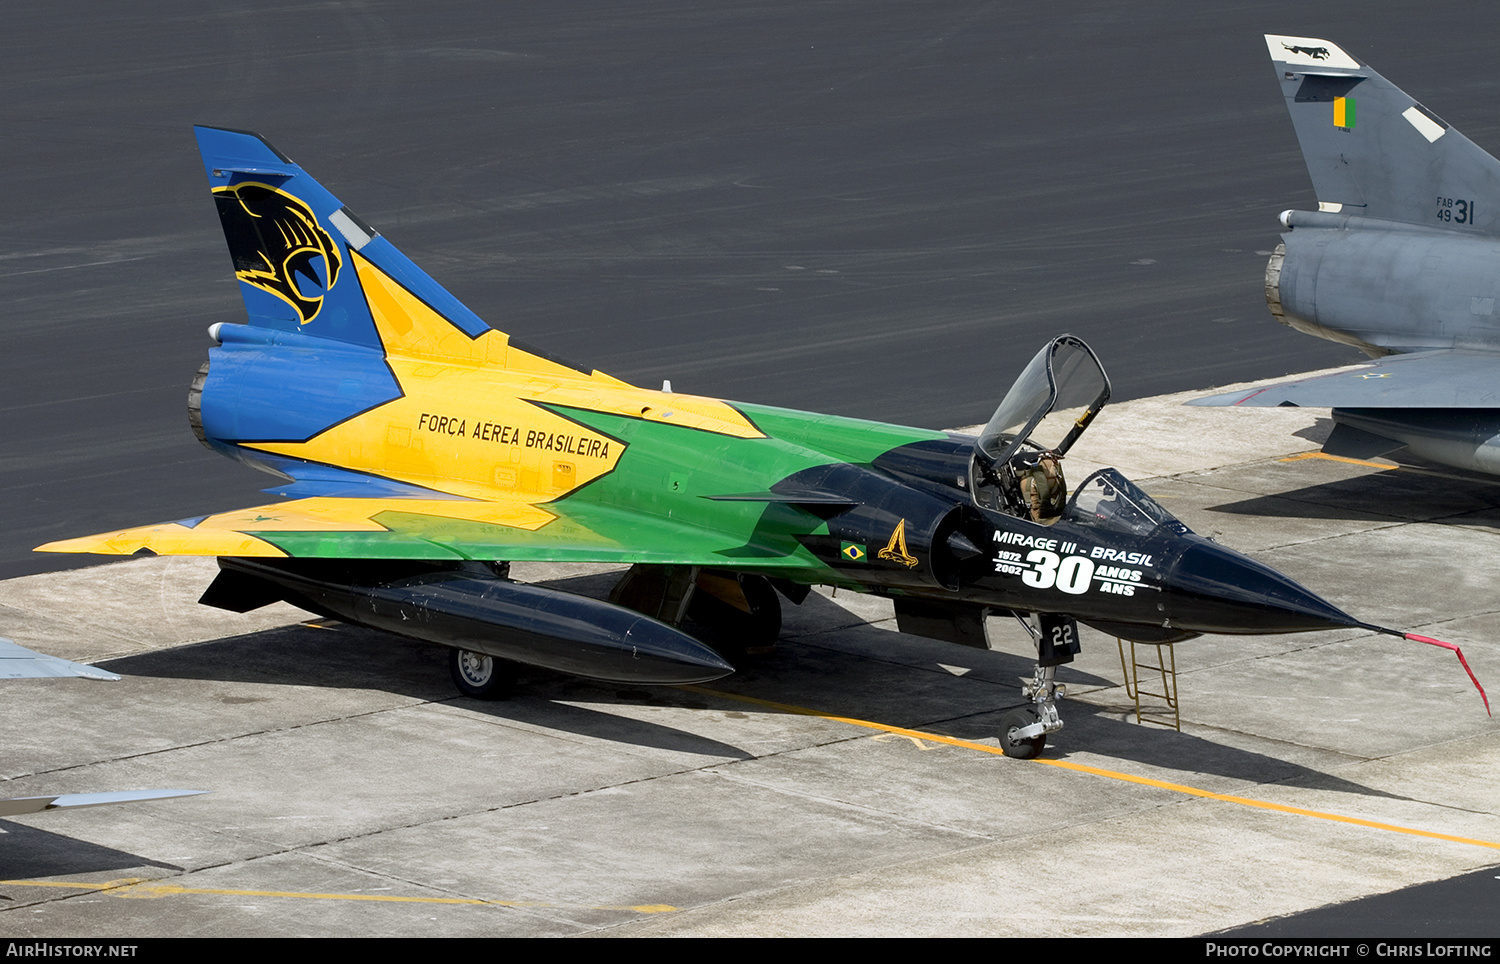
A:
1167,541,1360,635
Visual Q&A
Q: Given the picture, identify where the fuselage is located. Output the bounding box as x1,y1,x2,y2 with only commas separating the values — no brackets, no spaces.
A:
1266,213,1500,473
1270,213,1500,356
191,319,1361,643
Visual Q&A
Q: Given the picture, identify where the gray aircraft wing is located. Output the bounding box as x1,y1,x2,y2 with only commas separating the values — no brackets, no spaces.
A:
0,789,207,818
1191,350,1500,409
0,638,207,815
0,637,120,680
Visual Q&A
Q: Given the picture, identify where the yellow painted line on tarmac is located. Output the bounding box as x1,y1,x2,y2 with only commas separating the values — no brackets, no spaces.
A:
0,876,674,912
1279,450,1500,486
1032,759,1500,850
1279,452,1398,470
685,686,1500,853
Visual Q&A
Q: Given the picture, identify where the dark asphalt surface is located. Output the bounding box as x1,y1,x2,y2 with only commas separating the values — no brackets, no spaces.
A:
3,1,1499,936
1218,863,1500,938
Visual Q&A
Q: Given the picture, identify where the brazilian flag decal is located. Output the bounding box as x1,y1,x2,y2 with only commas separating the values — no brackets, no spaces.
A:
1333,96,1356,129
841,542,867,562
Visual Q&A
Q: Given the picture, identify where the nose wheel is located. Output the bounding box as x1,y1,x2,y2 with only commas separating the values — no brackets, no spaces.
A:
999,668,1066,758
999,707,1046,759
1000,613,1074,758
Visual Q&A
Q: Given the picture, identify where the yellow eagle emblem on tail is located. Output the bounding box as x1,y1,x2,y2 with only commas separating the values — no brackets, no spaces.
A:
213,182,342,324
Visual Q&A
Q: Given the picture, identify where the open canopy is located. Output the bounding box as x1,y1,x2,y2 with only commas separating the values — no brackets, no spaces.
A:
975,335,1111,465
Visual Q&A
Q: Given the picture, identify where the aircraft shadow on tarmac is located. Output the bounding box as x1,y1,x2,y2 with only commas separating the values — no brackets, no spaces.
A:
92,574,1414,805
100,622,759,762
1207,457,1500,528
0,821,183,881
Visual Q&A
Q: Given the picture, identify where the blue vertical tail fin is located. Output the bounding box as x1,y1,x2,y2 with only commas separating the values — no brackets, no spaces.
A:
193,127,606,452
194,126,494,351
194,126,505,448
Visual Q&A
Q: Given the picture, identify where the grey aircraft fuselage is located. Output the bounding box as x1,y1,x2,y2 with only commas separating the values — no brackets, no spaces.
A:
1194,36,1500,475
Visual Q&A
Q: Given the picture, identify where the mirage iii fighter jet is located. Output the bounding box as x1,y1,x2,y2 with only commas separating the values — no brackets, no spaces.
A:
1195,36,1500,474
39,127,1485,758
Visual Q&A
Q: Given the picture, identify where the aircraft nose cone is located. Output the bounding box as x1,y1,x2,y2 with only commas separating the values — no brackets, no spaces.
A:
1166,541,1359,635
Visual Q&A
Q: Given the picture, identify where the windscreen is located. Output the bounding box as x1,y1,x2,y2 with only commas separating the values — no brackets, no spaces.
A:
1063,468,1186,536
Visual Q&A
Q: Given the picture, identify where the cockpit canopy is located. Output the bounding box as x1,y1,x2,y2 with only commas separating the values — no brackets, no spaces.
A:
975,335,1111,465
971,335,1112,521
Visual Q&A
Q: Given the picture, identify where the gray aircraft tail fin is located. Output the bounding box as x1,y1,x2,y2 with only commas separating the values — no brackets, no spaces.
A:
1267,35,1500,235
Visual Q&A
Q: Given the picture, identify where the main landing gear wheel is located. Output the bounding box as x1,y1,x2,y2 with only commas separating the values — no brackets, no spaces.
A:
732,574,781,654
687,574,782,656
449,648,517,700
999,707,1046,759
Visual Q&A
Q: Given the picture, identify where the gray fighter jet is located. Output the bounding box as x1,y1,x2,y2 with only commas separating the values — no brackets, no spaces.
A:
1193,35,1500,474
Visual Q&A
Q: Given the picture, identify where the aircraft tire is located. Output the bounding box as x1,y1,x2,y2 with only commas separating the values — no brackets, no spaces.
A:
737,575,781,651
688,574,781,655
449,648,517,700
999,707,1045,759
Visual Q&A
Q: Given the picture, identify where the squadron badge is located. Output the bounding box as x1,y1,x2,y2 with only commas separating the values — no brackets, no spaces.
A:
213,182,342,324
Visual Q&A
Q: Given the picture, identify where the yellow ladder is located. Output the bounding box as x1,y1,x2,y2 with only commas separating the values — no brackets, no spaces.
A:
1116,638,1180,730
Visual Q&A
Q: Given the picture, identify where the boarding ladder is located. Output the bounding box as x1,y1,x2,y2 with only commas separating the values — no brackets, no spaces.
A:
1116,638,1180,731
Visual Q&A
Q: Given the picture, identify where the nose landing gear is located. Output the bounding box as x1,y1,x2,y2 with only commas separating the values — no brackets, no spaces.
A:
1000,613,1076,758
